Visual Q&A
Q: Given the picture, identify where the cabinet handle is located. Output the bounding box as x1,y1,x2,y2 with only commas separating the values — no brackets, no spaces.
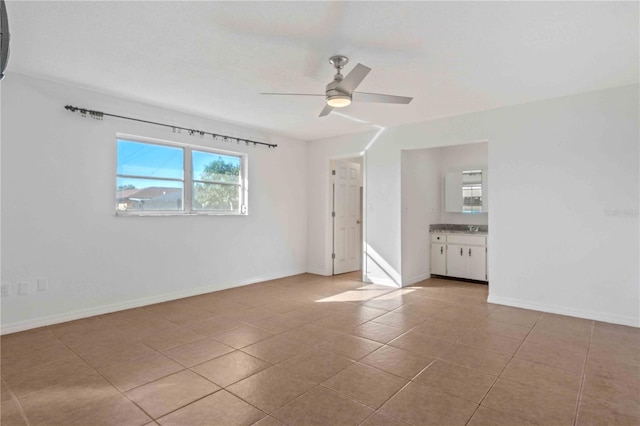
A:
460,247,463,256
469,248,472,256
440,246,443,254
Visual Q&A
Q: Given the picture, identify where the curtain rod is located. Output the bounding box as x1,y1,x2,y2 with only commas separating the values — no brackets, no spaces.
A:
64,105,277,148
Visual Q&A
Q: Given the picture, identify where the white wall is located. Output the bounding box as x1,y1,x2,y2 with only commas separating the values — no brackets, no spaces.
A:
1,73,309,333
401,148,441,285
308,85,639,326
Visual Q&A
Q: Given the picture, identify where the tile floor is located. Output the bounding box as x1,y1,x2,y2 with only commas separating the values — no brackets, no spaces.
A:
1,273,639,425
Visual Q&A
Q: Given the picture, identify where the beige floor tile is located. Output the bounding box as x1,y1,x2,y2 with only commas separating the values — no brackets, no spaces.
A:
162,308,220,326
72,340,157,369
223,307,276,324
482,378,578,425
212,325,273,349
162,337,234,367
359,412,411,426
276,349,353,383
439,344,512,375
486,307,542,327
388,329,453,358
467,406,538,426
585,358,640,385
247,314,305,334
379,382,478,425
38,393,151,426
323,363,407,409
412,318,475,341
360,345,434,380
311,313,369,332
252,415,286,426
157,390,265,426
514,340,586,374
242,334,309,364
414,360,497,403
126,370,219,419
458,329,523,355
501,357,582,397
576,400,640,426
184,315,242,336
192,350,271,387
272,386,373,426
472,318,533,341
2,355,95,397
18,373,121,425
1,342,79,376
97,352,184,391
1,398,28,426
429,307,488,327
1,379,13,401
371,311,426,329
315,333,382,360
227,366,315,413
141,327,203,351
350,320,406,343
1,329,61,354
581,373,640,418
588,341,640,366
524,328,589,355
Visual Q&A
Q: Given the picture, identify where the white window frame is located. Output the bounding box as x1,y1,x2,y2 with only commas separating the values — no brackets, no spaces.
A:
115,134,248,216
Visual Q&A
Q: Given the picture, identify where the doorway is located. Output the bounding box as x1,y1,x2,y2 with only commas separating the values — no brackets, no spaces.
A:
332,157,363,275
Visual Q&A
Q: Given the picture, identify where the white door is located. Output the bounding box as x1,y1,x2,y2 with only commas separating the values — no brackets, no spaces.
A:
333,160,361,275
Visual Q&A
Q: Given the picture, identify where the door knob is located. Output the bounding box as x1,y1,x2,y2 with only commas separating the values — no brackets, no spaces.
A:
356,220,362,224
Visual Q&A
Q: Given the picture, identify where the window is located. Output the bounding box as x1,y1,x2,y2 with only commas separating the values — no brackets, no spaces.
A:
116,136,247,215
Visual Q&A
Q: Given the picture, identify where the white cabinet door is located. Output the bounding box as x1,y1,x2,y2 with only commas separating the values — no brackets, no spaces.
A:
431,243,447,275
446,244,466,279
466,245,487,281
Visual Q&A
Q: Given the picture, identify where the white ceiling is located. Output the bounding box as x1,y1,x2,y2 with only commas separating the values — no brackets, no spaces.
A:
6,1,639,141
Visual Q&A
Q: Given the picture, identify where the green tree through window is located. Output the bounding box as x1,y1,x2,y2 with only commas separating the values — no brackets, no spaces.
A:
193,158,241,211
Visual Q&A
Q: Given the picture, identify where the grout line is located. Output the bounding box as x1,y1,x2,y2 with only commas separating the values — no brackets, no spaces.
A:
573,321,594,426
463,313,541,426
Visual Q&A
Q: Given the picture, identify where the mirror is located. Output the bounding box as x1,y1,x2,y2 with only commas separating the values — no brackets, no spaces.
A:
445,170,488,213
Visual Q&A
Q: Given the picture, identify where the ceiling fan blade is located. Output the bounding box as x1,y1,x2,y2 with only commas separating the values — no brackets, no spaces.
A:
261,93,325,96
319,104,333,117
336,63,371,95
353,92,413,104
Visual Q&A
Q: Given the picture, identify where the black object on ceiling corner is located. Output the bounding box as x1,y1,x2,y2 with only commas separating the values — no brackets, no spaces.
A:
0,0,9,81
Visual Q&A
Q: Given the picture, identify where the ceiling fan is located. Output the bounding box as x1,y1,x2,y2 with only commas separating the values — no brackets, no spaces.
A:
261,55,413,117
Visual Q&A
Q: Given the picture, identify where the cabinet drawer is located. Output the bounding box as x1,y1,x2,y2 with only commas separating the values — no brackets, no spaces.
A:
431,234,447,243
447,234,486,246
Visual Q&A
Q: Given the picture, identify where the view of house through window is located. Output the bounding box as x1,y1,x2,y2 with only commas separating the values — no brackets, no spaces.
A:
116,137,247,215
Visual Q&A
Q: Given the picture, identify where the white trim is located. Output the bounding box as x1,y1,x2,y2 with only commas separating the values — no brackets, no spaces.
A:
364,272,402,288
0,269,306,335
402,272,431,287
305,267,331,276
487,295,640,328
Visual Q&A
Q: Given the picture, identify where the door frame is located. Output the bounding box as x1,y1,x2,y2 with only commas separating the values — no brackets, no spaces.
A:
327,152,366,280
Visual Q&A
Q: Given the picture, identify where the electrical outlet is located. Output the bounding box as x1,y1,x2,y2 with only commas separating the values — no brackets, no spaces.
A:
18,282,29,296
1,284,10,297
37,278,49,291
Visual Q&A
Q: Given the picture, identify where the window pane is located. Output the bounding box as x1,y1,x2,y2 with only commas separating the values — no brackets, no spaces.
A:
116,177,183,211
192,182,240,212
117,139,184,179
193,150,240,184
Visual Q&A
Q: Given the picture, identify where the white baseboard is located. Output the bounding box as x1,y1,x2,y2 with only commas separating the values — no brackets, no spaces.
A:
364,273,401,288
0,269,306,335
305,267,330,276
402,273,431,287
487,295,640,328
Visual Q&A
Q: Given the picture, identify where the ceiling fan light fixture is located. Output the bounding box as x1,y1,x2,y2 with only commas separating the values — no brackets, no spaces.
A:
326,95,351,108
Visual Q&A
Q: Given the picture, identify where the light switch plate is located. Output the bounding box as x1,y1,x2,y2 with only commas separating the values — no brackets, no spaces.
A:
1,284,10,297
